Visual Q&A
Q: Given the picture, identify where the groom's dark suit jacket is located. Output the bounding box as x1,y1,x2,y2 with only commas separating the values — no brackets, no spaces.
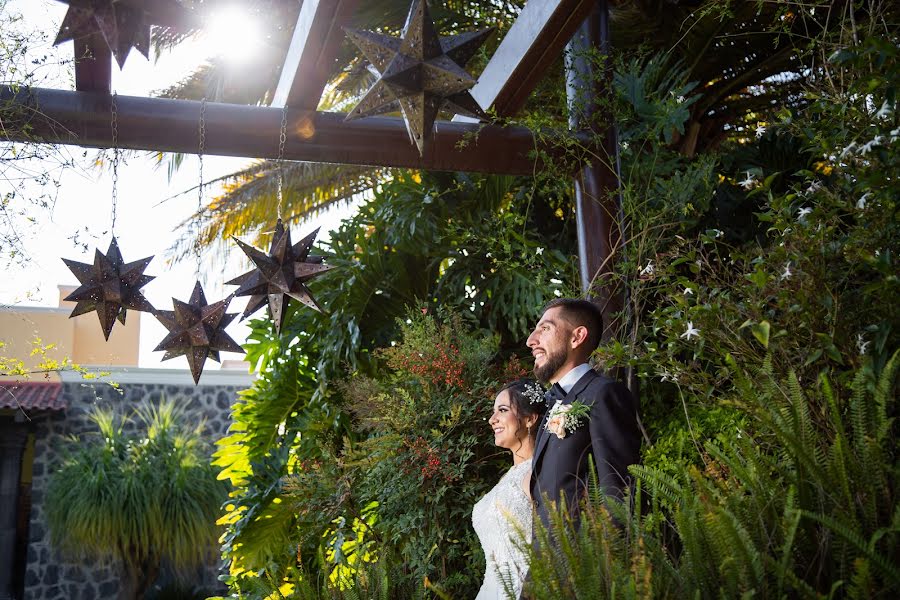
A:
530,369,641,526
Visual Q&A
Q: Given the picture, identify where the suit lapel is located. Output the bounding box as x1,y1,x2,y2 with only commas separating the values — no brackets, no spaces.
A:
532,369,597,468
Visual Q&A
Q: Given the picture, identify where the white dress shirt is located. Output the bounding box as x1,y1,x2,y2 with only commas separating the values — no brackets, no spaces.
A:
556,363,592,394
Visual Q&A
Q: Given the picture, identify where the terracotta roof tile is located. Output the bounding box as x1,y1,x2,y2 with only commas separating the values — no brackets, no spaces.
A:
0,381,65,411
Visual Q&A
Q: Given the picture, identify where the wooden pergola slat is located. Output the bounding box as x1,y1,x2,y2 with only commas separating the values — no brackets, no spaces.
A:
470,0,596,117
1,86,557,175
272,0,361,110
73,34,112,93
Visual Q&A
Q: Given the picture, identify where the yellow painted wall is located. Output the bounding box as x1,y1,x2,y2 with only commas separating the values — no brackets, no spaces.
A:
0,285,140,369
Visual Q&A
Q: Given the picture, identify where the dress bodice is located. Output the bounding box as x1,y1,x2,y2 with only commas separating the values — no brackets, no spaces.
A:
472,459,533,600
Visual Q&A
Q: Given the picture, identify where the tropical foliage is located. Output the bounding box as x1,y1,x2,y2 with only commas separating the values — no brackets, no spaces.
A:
45,402,227,600
184,1,898,598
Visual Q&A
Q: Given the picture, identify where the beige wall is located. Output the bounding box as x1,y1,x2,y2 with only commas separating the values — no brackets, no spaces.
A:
0,285,140,370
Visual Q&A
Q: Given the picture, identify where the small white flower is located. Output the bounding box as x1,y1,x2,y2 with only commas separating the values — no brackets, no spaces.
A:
857,334,870,355
739,171,756,190
804,181,822,195
658,370,677,383
485,252,492,258
780,263,792,280
677,95,685,103
535,247,544,255
839,142,858,159
680,322,701,341
797,207,813,222
683,287,694,295
859,137,883,155
890,127,900,141
756,125,766,138
857,192,871,210
639,260,655,277
713,228,724,239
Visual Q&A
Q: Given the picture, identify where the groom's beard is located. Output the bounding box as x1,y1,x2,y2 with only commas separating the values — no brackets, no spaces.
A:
533,348,567,384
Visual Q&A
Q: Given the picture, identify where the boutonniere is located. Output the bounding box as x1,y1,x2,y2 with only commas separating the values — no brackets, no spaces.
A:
545,400,590,439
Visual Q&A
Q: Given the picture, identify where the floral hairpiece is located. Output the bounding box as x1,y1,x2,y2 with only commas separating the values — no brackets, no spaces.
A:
522,382,545,405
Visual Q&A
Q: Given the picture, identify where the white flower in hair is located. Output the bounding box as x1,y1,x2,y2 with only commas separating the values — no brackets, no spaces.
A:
522,382,545,405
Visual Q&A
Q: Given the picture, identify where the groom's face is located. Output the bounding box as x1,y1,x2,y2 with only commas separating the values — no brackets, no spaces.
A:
527,306,572,384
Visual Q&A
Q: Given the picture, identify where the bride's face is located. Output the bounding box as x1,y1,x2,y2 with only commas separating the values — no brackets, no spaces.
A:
489,390,526,450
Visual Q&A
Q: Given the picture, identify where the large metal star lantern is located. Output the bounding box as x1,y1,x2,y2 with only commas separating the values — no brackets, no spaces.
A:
54,0,187,68
153,282,244,384
62,237,155,340
344,0,493,155
227,220,334,334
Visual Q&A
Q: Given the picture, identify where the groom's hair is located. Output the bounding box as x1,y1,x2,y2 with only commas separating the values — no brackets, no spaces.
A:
542,298,604,352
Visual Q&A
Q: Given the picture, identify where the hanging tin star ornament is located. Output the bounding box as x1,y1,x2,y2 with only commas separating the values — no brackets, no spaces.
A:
226,220,334,334
344,0,493,155
54,0,187,68
153,282,244,384
62,237,155,340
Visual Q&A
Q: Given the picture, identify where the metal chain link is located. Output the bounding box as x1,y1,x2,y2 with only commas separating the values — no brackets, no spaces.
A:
196,98,207,279
276,104,288,221
110,92,119,234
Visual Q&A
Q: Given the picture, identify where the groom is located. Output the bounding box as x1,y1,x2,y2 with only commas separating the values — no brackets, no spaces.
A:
527,298,641,527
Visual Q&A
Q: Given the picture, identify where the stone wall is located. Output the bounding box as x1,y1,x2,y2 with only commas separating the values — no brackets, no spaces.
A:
24,376,249,600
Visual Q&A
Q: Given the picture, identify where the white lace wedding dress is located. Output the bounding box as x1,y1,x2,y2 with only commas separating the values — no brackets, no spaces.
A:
472,458,533,600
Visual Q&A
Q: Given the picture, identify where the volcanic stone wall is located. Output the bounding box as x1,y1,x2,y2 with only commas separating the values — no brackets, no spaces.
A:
23,379,245,600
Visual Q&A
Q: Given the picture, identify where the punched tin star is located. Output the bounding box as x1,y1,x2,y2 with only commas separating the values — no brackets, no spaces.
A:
344,0,492,155
153,281,244,385
227,219,334,334
54,0,187,68
62,236,155,340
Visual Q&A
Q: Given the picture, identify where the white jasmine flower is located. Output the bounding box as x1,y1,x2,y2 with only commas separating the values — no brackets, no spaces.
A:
756,125,766,137
658,370,677,383
780,263,792,280
859,136,883,155
797,206,813,222
683,287,694,295
639,260,655,277
857,334,869,355
680,322,701,341
839,143,858,159
739,171,756,190
485,252,492,258
804,181,822,195
535,247,544,255
857,192,871,210
890,128,900,141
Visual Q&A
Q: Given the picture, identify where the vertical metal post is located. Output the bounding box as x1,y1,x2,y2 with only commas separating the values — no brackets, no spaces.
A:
565,0,624,343
0,424,27,600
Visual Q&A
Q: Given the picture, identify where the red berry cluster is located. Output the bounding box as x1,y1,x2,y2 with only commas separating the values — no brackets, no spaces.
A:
404,436,454,482
388,343,466,388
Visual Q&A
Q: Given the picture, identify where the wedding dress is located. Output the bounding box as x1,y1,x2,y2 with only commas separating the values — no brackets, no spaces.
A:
472,458,533,600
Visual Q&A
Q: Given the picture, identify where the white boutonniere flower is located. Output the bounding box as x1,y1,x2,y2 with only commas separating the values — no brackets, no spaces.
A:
545,400,590,439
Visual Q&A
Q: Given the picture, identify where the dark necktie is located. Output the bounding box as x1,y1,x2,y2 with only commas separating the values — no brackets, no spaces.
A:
544,383,565,408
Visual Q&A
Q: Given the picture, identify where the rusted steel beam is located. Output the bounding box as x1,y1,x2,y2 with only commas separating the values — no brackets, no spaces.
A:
0,86,551,175
471,0,595,117
272,0,361,110
567,2,623,339
73,33,112,93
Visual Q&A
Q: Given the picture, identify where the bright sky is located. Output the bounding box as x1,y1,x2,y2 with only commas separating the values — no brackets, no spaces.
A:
1,0,356,369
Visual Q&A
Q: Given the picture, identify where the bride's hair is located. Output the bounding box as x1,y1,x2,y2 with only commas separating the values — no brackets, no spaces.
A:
500,379,548,454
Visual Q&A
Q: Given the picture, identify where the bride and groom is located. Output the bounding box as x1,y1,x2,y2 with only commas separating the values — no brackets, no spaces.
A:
472,298,642,599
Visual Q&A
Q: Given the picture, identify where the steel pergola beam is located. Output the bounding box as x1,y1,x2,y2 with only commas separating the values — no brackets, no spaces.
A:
272,0,361,110
470,0,596,117
1,86,554,175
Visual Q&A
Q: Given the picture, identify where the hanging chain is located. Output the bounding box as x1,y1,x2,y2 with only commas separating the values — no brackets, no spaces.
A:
196,98,207,279
110,92,119,235
276,104,288,221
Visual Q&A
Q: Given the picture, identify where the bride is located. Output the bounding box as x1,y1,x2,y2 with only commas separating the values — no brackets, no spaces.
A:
472,379,547,599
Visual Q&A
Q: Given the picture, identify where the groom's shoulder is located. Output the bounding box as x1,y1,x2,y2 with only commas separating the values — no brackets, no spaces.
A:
580,370,633,400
